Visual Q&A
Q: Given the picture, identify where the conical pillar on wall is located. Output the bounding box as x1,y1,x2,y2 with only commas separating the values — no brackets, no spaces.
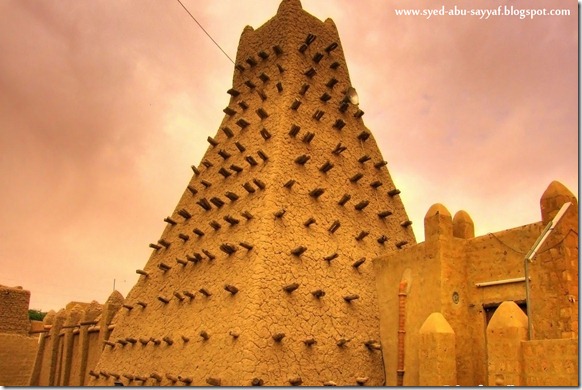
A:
91,0,415,386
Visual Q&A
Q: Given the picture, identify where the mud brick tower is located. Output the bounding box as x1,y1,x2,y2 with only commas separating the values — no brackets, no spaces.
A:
91,0,415,385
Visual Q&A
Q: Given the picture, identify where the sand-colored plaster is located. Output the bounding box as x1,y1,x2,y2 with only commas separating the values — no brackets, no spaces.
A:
90,0,415,385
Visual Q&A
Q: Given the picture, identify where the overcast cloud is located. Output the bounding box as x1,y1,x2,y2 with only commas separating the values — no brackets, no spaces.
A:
0,0,577,311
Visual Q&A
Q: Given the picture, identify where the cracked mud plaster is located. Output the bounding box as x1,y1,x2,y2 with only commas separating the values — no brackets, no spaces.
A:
91,0,415,386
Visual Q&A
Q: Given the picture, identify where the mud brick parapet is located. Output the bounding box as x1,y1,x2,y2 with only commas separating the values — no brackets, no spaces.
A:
28,291,124,386
0,284,32,334
0,285,39,386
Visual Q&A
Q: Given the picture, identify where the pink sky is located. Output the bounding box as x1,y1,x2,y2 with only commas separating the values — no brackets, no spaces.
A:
0,0,577,312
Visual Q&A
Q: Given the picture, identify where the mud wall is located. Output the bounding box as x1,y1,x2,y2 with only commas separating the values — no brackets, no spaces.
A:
29,291,123,386
374,181,577,386
0,285,39,386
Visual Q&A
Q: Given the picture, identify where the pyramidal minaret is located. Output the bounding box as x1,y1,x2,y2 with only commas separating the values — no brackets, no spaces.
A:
91,0,415,386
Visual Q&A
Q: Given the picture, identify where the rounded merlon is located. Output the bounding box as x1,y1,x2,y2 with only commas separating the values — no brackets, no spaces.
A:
540,180,578,224
419,312,455,334
452,210,474,239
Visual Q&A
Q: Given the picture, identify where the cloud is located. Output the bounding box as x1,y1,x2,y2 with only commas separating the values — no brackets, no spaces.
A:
0,0,577,310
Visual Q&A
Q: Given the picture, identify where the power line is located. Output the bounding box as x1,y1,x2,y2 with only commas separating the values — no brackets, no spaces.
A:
175,0,235,64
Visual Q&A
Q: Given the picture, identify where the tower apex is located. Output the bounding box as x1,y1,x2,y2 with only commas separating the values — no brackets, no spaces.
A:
277,0,303,14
